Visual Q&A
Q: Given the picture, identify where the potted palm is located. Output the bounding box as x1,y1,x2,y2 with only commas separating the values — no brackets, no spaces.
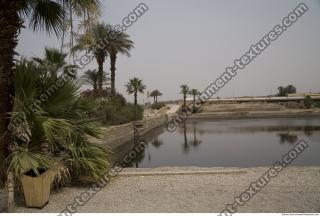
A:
6,147,58,208
21,168,56,208
4,59,111,209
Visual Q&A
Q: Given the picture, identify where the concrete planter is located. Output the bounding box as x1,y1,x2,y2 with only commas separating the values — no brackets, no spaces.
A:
21,168,56,208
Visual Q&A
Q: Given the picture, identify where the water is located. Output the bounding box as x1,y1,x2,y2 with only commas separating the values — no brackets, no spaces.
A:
113,117,320,168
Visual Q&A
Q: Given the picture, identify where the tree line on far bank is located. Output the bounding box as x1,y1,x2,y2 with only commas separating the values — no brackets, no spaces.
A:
277,85,297,96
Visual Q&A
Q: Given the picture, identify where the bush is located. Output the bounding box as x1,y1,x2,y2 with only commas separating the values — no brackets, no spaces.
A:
304,96,313,109
89,96,144,125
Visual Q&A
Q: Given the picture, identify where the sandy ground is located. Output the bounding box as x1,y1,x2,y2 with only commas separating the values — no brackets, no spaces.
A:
14,166,320,213
144,104,181,118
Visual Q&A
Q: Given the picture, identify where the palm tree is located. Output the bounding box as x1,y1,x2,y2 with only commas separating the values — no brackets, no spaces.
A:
107,28,134,95
180,84,189,108
81,69,99,96
33,47,77,78
72,22,110,96
126,77,146,106
189,88,200,113
150,90,162,104
0,0,101,184
81,69,107,97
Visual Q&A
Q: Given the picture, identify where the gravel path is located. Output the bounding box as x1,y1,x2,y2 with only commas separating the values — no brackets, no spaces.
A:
15,166,320,213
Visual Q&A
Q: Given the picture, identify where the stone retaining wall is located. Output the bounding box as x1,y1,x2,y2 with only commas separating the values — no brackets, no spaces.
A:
91,116,167,149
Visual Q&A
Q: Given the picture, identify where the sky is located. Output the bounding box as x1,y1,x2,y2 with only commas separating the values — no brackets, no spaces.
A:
17,0,320,103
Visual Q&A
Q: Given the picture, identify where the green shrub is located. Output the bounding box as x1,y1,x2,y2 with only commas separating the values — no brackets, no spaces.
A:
304,96,313,109
314,102,320,108
90,96,144,126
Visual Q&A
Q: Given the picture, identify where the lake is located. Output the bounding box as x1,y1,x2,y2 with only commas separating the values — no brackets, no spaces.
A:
114,117,320,168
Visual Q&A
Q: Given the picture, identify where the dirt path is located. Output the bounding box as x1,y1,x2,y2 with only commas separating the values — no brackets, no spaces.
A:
15,166,320,213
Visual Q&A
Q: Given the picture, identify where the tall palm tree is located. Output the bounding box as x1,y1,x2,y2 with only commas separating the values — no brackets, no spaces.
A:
150,90,162,104
126,77,146,106
180,84,189,108
107,28,134,95
0,0,101,183
189,88,200,113
72,22,109,96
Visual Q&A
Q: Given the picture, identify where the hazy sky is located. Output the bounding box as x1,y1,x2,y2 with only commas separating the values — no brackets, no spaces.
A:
17,0,320,103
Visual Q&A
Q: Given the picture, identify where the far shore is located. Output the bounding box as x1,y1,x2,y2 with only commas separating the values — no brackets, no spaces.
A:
189,109,320,120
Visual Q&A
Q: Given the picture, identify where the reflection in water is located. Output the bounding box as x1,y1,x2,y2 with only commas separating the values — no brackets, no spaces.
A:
151,136,163,148
182,121,189,153
113,117,320,168
181,121,202,153
183,121,202,154
190,121,202,148
304,126,314,136
278,133,298,144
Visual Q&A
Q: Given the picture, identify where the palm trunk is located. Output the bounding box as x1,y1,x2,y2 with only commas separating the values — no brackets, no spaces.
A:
134,92,138,121
0,0,23,184
96,55,105,97
183,94,186,107
193,95,196,113
134,92,138,106
110,53,117,96
93,83,98,97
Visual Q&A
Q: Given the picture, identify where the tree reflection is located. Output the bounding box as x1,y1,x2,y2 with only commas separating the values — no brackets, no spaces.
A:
304,126,314,137
151,136,163,148
182,120,190,153
278,133,298,144
182,121,202,153
189,121,202,148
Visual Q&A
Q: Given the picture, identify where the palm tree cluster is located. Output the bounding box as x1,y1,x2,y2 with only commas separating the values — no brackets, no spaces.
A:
0,0,102,185
277,85,297,97
180,85,200,113
73,22,134,97
150,90,162,104
0,1,140,190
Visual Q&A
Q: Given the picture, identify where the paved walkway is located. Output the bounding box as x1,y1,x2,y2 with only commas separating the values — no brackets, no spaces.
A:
15,166,320,213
